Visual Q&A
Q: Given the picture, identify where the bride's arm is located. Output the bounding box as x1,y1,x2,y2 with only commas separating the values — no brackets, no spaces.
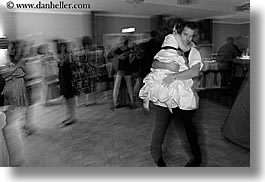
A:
152,59,180,72
162,63,200,86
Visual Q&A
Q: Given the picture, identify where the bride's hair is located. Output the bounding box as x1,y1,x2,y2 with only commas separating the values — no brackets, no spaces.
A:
158,18,184,40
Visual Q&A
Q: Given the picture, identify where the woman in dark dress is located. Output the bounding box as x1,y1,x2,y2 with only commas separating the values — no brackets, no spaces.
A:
57,42,76,125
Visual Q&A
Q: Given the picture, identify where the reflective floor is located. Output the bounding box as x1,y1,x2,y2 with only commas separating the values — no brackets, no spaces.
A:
4,89,249,167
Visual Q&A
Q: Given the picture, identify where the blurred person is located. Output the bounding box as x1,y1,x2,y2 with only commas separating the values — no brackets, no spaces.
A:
82,36,98,106
57,41,76,125
95,45,109,101
105,47,118,102
104,51,114,99
3,40,36,136
129,43,143,103
106,46,118,77
218,36,241,60
217,36,241,87
111,36,134,110
70,41,90,106
140,30,162,78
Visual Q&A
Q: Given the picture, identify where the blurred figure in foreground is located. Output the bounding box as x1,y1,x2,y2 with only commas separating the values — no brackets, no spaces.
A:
56,41,76,125
3,40,37,136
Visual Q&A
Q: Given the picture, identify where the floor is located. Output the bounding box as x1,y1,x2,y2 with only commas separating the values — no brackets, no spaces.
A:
3,86,250,167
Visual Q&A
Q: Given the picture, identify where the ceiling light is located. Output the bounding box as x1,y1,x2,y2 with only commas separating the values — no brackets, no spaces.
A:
121,27,135,33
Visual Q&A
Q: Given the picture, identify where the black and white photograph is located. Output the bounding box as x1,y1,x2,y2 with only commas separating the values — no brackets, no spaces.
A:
0,0,262,181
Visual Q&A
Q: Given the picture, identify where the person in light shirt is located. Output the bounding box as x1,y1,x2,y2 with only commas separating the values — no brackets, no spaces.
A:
150,21,203,167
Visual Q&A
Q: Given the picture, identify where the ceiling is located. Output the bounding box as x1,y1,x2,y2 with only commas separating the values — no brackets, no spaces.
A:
1,0,250,24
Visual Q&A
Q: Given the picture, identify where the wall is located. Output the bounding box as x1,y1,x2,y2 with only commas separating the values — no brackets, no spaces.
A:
212,23,250,52
94,15,150,45
1,10,151,48
0,9,16,39
150,15,164,32
3,11,92,46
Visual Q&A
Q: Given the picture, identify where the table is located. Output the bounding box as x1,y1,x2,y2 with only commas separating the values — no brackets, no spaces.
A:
198,61,221,89
232,57,250,77
198,58,250,89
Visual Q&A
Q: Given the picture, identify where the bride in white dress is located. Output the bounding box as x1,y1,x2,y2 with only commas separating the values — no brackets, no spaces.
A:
139,28,198,113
